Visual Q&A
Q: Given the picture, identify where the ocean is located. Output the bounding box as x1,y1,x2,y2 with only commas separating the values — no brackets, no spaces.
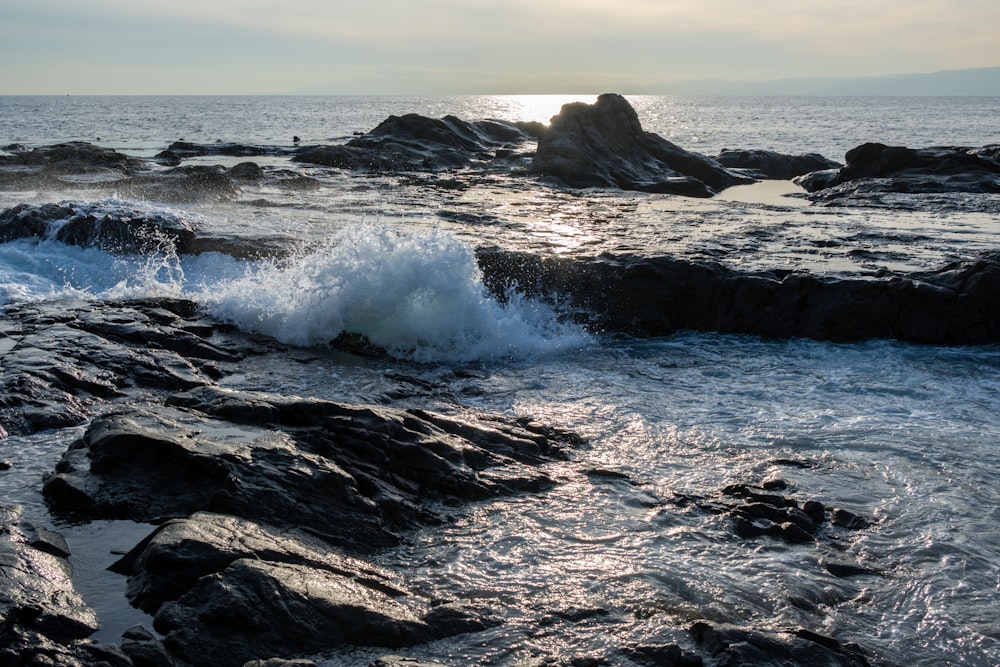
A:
1,94,999,665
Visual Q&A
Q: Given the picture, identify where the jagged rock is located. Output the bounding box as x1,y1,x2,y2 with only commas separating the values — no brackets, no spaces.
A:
294,115,536,171
0,506,101,661
476,248,1000,344
43,388,575,548
715,149,841,180
153,557,433,667
0,141,148,176
108,513,493,665
796,142,1000,200
110,512,411,614
529,94,752,196
0,298,235,437
0,200,198,254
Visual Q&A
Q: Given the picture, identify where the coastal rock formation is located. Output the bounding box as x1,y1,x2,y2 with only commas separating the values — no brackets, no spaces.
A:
0,200,200,254
110,513,491,667
529,94,753,196
0,141,148,177
797,142,1000,200
294,114,539,171
715,148,841,180
43,391,572,549
0,506,111,665
155,140,297,165
476,249,1000,344
1,296,577,664
0,298,231,437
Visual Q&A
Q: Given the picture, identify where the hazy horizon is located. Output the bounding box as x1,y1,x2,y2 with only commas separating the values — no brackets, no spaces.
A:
3,1,1000,95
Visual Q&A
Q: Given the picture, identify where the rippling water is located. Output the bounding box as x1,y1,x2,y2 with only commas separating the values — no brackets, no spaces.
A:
2,95,999,665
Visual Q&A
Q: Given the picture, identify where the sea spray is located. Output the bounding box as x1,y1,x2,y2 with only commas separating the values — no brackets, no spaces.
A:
0,238,187,305
201,224,592,362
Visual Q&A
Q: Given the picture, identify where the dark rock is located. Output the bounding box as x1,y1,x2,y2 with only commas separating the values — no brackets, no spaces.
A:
227,161,265,180
716,149,841,180
45,387,566,550
0,299,233,437
369,657,448,667
113,514,492,664
120,165,240,202
43,386,575,547
822,561,882,578
0,200,198,254
529,94,752,196
690,620,871,667
294,115,535,172
154,141,295,161
110,512,410,614
476,248,1000,344
796,142,1000,200
0,506,100,647
153,558,433,667
831,508,870,530
622,642,703,666
120,624,179,667
0,141,148,176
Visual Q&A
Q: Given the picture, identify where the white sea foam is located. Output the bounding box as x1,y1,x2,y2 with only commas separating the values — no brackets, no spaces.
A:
200,223,592,362
0,238,185,304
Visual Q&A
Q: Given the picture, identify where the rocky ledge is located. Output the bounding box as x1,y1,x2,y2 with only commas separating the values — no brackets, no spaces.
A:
0,297,580,665
796,142,1000,204
477,249,1000,344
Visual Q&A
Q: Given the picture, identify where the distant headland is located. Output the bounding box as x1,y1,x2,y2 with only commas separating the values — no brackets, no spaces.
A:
653,66,1000,96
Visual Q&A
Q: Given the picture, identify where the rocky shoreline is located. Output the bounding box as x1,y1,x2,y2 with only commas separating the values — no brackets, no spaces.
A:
2,298,880,666
3,94,998,665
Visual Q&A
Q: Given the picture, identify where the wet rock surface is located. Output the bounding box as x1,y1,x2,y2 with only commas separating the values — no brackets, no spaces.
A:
797,142,1000,203
295,114,539,172
1,297,576,664
477,248,1000,344
715,148,841,180
530,94,753,196
0,505,107,665
0,200,199,254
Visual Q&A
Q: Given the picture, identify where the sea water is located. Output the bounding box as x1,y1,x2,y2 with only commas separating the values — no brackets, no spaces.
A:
1,95,999,665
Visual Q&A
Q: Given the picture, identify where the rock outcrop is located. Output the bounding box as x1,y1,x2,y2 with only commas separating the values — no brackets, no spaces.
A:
294,115,538,171
1,296,579,664
0,200,200,254
0,505,115,665
477,249,1000,344
715,148,841,180
529,94,753,196
43,392,572,549
797,142,1000,201
109,512,492,667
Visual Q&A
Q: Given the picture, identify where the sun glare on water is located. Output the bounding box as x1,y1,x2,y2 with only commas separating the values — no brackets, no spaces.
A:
489,94,596,125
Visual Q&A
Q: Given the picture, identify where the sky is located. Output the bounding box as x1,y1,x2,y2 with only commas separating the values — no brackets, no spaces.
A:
2,0,999,95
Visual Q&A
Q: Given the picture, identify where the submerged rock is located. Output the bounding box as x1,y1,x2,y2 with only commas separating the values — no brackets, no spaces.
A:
690,621,872,667
529,94,752,196
797,142,1000,200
